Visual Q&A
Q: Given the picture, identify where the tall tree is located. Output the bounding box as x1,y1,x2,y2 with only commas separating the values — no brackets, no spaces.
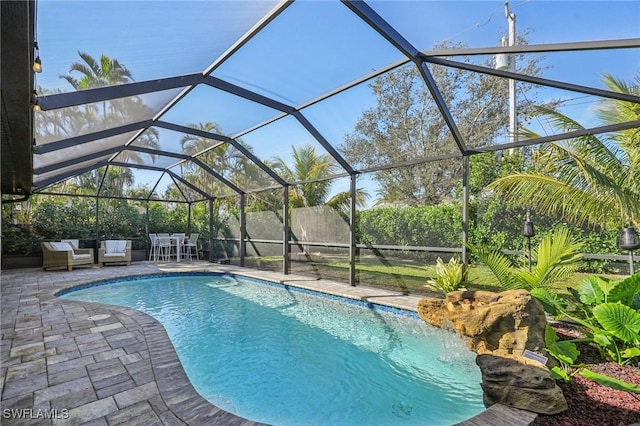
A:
270,144,337,208
340,39,544,206
34,87,88,144
489,73,640,229
60,52,133,90
60,52,133,128
179,122,263,196
58,52,160,197
269,143,368,213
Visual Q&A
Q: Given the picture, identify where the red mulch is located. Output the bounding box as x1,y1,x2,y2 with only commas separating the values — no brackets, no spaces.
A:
532,324,640,426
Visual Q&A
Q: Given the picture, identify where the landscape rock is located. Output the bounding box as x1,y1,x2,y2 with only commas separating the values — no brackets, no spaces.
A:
477,354,568,414
417,289,567,415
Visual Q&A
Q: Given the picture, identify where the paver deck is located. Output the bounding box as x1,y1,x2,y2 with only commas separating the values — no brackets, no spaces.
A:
1,262,536,425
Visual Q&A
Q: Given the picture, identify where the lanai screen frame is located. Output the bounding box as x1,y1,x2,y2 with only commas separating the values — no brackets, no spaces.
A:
30,1,640,285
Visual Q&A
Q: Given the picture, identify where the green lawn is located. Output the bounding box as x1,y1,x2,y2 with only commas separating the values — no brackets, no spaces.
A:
244,254,623,297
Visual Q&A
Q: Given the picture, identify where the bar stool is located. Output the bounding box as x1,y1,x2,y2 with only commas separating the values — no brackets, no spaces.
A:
182,233,199,260
157,235,172,261
148,233,159,261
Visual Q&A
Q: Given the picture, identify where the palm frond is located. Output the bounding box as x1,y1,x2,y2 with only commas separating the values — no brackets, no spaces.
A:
325,188,369,214
534,105,587,133
78,52,99,74
529,228,584,289
498,82,640,228
489,173,620,227
469,244,518,290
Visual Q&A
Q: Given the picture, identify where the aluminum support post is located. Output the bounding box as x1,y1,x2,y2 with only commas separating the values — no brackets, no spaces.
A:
240,194,246,267
349,175,357,286
462,156,470,270
283,186,290,275
209,199,214,261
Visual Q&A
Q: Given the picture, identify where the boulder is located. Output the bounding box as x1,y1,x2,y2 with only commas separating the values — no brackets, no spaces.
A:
477,354,568,414
417,289,567,415
415,297,446,328
418,289,547,356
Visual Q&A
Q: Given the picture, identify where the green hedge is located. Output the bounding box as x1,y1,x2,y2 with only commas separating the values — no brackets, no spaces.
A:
355,199,618,273
356,204,462,247
1,195,621,274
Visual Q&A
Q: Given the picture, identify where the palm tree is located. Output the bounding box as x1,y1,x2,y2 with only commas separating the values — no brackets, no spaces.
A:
60,52,133,128
60,52,133,90
270,143,368,211
179,122,252,195
270,144,338,208
471,227,584,291
102,167,134,198
34,87,87,143
489,73,640,229
60,52,160,197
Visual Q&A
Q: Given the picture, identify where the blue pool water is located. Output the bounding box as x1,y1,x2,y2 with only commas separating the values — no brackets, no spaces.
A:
59,274,484,425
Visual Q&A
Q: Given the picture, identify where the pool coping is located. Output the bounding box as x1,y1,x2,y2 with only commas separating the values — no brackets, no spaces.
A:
1,262,537,425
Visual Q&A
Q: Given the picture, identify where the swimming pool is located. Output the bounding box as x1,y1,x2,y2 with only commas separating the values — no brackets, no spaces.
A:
58,273,484,425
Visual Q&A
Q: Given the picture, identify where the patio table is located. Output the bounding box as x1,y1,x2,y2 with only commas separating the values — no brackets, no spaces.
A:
170,234,185,262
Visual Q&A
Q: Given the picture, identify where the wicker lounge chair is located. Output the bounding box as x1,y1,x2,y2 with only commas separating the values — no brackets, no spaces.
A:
41,241,94,271
98,240,132,267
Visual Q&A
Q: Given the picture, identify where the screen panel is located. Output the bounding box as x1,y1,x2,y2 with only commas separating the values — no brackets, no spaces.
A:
213,0,404,106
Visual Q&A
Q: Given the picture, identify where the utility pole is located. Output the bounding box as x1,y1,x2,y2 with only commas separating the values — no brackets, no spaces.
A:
505,1,516,152
496,2,517,152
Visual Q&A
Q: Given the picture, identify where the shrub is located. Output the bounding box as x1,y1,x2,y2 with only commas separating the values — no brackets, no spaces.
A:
469,227,584,290
424,256,467,295
536,273,640,367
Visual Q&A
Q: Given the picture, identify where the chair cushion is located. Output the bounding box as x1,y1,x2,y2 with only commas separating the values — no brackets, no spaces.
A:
72,253,91,260
50,242,74,251
103,253,126,258
105,240,127,254
61,239,80,249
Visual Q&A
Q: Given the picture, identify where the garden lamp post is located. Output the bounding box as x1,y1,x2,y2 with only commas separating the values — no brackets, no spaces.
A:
522,212,535,271
617,226,639,275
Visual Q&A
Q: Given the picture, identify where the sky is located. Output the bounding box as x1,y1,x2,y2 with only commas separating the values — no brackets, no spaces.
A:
34,0,640,204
